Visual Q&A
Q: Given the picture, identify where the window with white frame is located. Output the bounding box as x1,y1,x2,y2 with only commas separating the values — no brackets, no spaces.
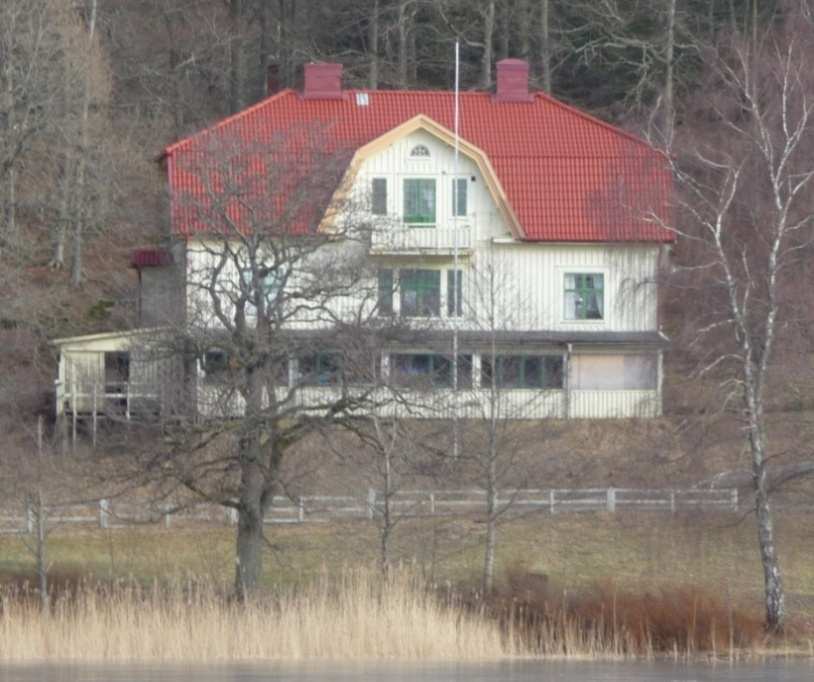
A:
564,273,604,320
452,177,468,217
371,177,387,215
409,144,431,158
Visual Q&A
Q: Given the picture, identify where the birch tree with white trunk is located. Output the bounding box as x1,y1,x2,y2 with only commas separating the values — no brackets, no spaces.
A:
660,14,814,631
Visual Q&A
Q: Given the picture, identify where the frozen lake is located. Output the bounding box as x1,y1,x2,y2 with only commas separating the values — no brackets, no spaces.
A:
0,661,812,681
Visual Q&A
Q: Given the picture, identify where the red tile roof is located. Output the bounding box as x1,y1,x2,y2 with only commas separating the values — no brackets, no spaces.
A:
164,89,674,243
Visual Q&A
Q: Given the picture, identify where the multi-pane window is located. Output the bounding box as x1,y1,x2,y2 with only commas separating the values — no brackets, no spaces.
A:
299,352,342,386
377,269,394,316
564,273,604,320
400,269,441,317
452,177,468,217
391,353,472,389
481,355,564,389
372,178,387,215
403,178,436,225
447,270,463,317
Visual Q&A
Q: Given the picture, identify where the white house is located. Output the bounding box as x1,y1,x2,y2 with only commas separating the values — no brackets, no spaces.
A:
53,59,673,424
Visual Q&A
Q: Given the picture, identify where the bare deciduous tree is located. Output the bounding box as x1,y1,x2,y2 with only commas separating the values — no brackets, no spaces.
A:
662,8,814,630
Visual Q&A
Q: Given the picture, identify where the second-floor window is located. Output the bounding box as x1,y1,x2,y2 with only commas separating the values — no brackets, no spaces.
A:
400,269,440,317
564,273,604,320
452,177,468,217
372,178,387,215
403,178,436,225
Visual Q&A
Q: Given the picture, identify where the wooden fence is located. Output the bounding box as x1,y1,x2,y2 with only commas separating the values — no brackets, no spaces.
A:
0,487,739,534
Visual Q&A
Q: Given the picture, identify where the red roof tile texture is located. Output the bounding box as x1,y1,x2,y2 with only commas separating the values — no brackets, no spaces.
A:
164,89,674,243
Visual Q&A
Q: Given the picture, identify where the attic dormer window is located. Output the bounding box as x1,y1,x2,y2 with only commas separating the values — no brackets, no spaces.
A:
410,144,430,158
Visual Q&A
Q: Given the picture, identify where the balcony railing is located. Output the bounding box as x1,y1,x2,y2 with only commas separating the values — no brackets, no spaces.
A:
370,223,473,254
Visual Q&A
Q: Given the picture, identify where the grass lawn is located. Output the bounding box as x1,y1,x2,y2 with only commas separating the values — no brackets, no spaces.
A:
1,510,813,619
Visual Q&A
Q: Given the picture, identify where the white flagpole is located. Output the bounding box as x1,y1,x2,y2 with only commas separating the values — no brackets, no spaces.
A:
452,40,461,458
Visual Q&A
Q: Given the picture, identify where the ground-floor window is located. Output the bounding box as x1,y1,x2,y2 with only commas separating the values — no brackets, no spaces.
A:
569,353,658,390
298,352,343,386
481,354,564,389
391,353,472,389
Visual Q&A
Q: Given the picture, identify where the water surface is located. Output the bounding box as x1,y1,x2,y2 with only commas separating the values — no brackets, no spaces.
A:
1,661,811,681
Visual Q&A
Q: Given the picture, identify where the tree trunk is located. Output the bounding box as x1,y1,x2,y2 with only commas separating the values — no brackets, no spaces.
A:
70,0,97,288
663,0,676,148
483,481,497,594
481,1,496,88
539,0,551,91
368,0,380,89
229,0,245,114
498,0,510,60
397,1,409,88
755,483,784,631
235,429,266,597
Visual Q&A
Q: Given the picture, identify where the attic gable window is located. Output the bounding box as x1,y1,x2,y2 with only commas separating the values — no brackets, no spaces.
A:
409,144,431,158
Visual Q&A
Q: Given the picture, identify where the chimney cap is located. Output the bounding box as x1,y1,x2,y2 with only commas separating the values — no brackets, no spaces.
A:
303,62,345,100
495,58,533,103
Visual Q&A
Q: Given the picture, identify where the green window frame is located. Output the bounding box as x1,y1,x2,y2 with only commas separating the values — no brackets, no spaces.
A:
403,178,436,225
400,269,441,317
564,273,604,320
481,355,564,389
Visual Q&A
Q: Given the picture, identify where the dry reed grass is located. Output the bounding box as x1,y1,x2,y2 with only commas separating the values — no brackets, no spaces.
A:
471,569,797,660
0,571,513,662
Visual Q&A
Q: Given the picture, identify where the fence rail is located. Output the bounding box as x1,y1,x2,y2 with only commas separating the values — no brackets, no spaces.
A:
2,487,739,534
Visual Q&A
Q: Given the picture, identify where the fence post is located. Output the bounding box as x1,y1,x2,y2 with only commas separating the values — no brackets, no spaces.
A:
549,490,556,515
730,489,738,512
26,500,34,534
125,382,131,421
92,384,98,448
298,497,305,523
367,488,376,520
163,505,171,529
670,491,676,514
99,499,110,529
606,488,616,513
228,507,239,525
429,492,436,515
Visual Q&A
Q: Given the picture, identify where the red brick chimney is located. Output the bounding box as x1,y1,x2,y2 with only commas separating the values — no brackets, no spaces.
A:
495,59,533,102
303,63,344,100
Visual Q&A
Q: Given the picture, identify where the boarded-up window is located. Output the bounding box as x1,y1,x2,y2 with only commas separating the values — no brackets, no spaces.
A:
570,354,657,390
372,178,387,215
